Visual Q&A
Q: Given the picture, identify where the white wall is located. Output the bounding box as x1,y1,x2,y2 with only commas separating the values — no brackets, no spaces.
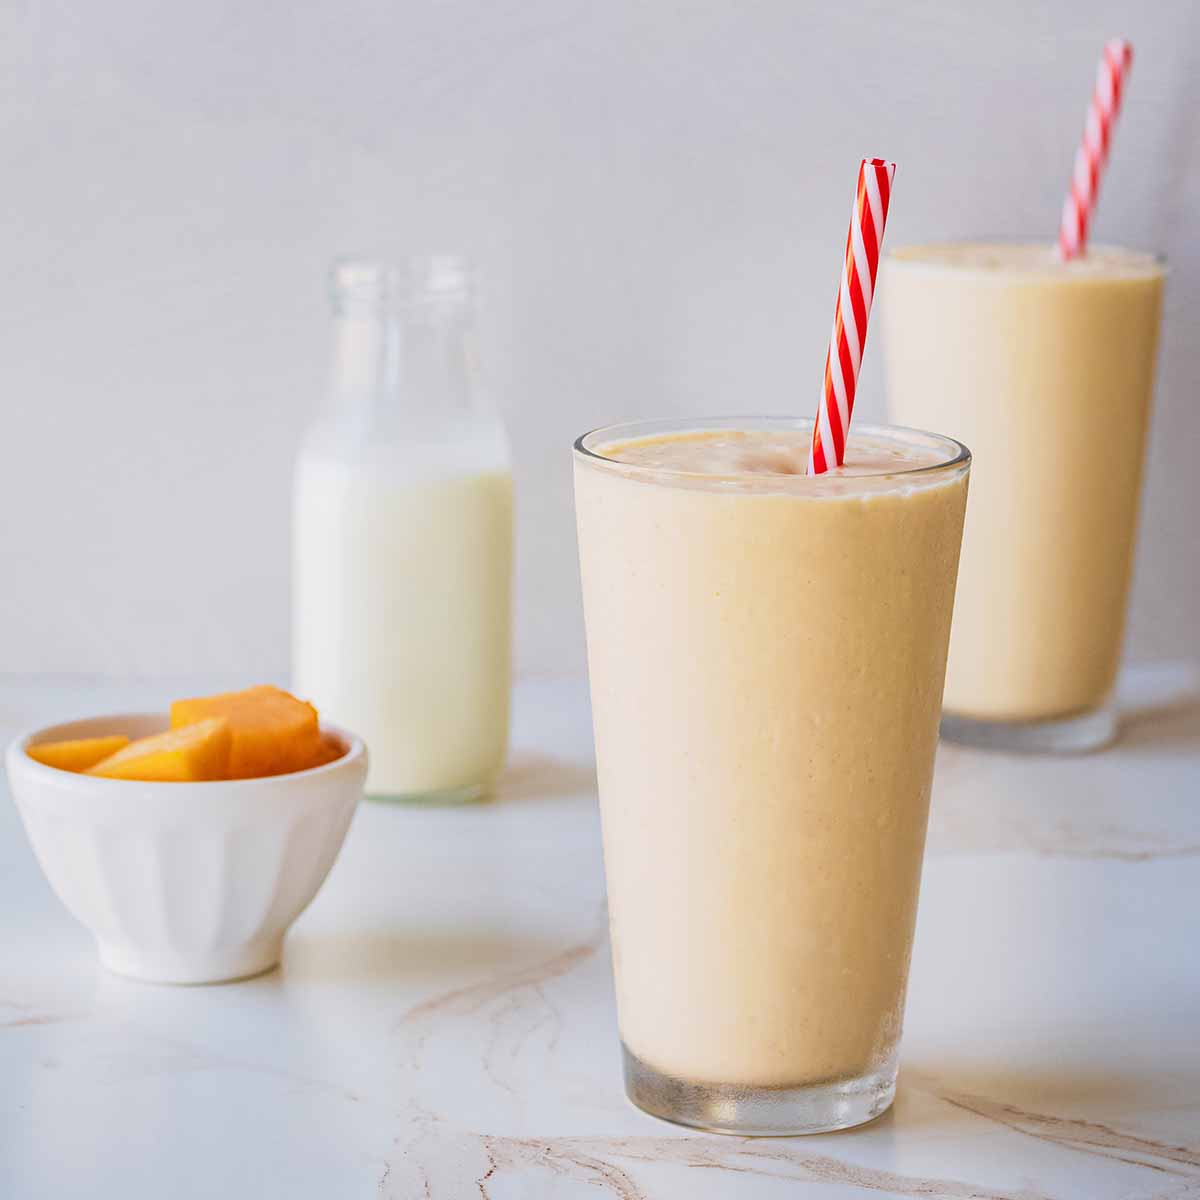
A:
3,0,1198,679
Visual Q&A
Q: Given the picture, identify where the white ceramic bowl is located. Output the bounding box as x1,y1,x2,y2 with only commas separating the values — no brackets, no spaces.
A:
5,712,367,984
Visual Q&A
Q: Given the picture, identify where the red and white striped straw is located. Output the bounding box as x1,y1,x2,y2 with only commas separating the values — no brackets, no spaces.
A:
808,158,895,475
1058,39,1133,261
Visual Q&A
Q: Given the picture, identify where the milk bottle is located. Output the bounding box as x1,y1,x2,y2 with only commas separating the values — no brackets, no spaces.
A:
292,258,512,801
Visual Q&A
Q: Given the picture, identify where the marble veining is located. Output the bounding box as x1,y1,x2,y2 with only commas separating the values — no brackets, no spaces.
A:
399,923,606,1099
2,672,1199,1199
469,1134,1052,1198
912,1077,1200,1178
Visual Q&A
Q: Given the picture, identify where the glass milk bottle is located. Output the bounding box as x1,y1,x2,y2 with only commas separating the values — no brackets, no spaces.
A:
292,258,512,802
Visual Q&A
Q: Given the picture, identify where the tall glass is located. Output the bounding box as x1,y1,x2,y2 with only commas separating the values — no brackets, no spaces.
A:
882,243,1165,752
574,418,969,1135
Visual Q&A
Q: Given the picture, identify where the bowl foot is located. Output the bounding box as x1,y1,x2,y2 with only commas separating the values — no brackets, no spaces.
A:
97,936,283,985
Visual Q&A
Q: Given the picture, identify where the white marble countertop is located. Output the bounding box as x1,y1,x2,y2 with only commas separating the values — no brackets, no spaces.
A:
2,670,1199,1199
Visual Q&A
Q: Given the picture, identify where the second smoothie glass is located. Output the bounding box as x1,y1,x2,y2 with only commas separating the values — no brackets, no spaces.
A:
882,243,1165,752
574,417,970,1135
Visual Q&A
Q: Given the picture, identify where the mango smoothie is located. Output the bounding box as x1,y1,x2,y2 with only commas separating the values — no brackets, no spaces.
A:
883,243,1164,749
574,419,969,1134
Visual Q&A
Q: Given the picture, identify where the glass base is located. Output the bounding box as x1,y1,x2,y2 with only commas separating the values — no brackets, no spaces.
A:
366,781,488,806
622,1045,896,1136
940,704,1117,754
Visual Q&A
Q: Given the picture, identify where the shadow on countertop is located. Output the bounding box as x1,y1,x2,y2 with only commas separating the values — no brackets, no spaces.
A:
493,751,597,806
279,925,585,987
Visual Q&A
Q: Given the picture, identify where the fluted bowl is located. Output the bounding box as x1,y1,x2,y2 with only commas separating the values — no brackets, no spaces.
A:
5,712,366,984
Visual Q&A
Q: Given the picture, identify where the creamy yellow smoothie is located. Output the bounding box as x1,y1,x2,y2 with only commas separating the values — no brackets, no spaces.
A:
883,244,1164,736
574,419,969,1133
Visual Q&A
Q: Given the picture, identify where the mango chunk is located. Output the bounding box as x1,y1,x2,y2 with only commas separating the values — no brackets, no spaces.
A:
88,718,231,782
170,685,321,779
27,735,131,773
304,733,346,770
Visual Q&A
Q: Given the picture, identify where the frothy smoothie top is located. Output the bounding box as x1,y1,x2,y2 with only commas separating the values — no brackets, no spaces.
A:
888,242,1162,278
587,427,964,495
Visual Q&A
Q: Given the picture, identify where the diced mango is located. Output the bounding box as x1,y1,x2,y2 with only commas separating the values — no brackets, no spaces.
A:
87,718,231,782
27,735,131,773
303,733,346,770
170,685,321,779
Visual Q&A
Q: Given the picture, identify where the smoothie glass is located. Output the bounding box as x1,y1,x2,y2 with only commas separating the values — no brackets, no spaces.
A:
882,243,1165,752
574,417,970,1135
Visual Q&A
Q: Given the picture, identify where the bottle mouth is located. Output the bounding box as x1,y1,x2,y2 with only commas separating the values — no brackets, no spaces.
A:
330,256,474,311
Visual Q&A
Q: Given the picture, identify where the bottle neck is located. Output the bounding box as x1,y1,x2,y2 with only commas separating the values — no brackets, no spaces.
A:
325,259,479,441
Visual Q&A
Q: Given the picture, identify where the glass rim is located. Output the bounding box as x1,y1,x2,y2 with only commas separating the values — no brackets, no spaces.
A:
573,416,970,486
883,238,1167,275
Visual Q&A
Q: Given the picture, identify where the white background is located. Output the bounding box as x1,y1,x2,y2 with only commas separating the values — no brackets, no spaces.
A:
2,0,1197,680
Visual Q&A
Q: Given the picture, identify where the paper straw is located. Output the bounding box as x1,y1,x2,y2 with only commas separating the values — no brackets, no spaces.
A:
1058,39,1133,260
808,158,896,475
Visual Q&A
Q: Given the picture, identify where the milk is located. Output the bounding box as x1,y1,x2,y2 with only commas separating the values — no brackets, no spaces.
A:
291,258,513,800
